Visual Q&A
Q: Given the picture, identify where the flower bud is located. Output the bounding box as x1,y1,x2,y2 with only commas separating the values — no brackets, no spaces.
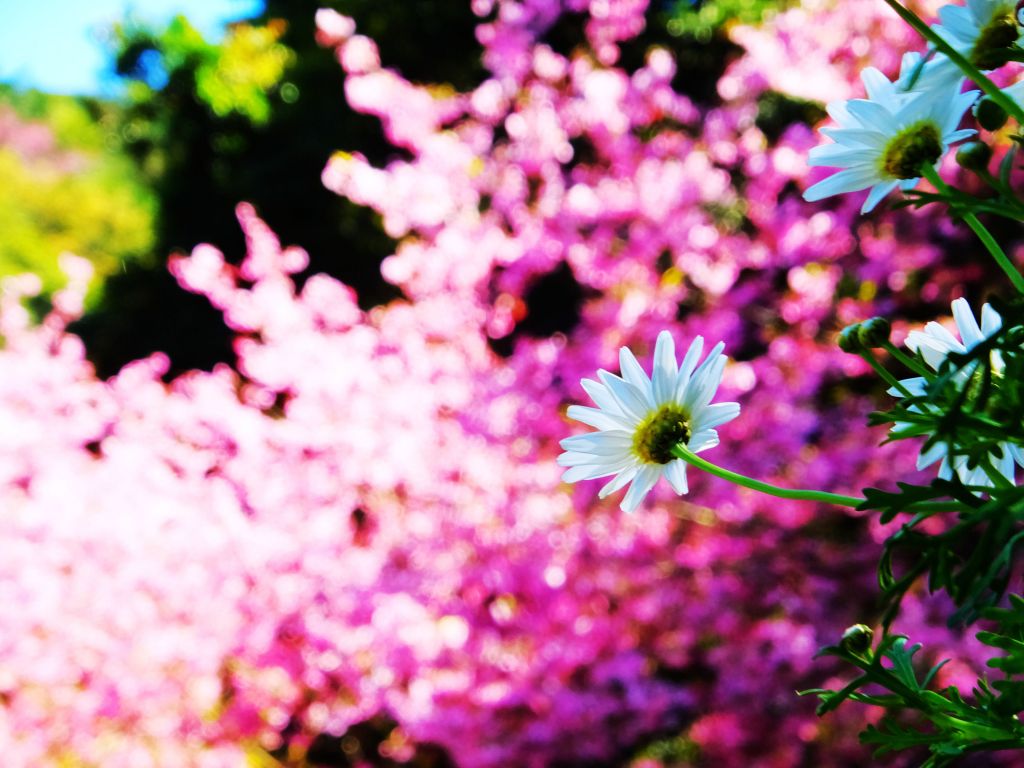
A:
956,141,993,172
857,317,892,348
975,98,1008,132
971,15,1019,70
837,324,862,353
839,623,874,655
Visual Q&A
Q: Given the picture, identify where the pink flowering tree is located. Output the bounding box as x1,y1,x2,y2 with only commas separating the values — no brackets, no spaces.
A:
1,1,1020,767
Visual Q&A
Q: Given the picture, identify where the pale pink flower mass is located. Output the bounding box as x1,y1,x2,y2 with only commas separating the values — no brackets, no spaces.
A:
0,1,1008,766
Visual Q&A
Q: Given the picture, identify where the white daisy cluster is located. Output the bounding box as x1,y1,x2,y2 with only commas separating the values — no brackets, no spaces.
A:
558,331,740,513
891,297,1024,487
803,0,1024,213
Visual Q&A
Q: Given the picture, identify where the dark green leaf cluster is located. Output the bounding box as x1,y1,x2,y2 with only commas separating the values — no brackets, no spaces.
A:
862,479,1024,628
804,631,1024,767
812,300,1024,765
901,142,1024,221
977,595,1024,716
860,298,1024,627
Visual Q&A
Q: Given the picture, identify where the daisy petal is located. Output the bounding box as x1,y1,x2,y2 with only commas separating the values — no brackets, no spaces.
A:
944,127,977,144
559,431,633,453
692,401,740,431
619,465,661,513
664,459,689,495
861,67,900,109
981,303,1002,336
819,127,888,147
846,98,898,134
673,336,704,403
935,7,974,42
824,100,854,125
562,458,633,483
1010,443,1024,468
887,376,927,398
558,450,629,466
952,297,984,348
685,355,726,412
807,144,879,168
996,444,1016,484
803,167,881,202
688,428,720,453
599,466,639,499
861,180,900,213
598,370,651,422
619,345,653,400
907,321,963,360
652,331,678,404
581,378,624,416
693,341,725,378
566,404,632,431
916,441,947,470
965,0,990,26
938,457,954,481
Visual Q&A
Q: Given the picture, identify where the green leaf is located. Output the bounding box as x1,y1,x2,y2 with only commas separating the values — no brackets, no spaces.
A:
886,637,925,690
1000,142,1019,187
859,481,951,521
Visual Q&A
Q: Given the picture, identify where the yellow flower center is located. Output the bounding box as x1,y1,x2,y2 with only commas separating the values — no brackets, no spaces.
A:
880,121,942,180
633,404,691,465
971,12,1018,70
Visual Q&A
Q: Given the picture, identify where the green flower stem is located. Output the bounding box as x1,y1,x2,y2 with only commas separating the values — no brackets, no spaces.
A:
920,164,1024,294
671,444,965,513
910,190,1024,221
881,341,929,377
670,444,862,507
881,0,1024,125
977,170,1024,216
859,350,915,397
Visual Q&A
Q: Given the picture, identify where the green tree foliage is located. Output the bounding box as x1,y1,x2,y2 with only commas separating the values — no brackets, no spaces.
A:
804,300,1024,765
0,87,155,297
666,0,793,41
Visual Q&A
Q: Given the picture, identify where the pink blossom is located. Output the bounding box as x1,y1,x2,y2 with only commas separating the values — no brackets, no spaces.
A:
0,2,1009,766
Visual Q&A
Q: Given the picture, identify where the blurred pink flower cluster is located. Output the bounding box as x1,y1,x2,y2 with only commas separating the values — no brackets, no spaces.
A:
0,106,89,175
0,1,1008,766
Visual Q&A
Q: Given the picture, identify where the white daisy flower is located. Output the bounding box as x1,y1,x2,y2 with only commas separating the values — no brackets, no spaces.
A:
803,68,977,213
890,297,1022,487
932,0,1023,73
558,331,740,513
